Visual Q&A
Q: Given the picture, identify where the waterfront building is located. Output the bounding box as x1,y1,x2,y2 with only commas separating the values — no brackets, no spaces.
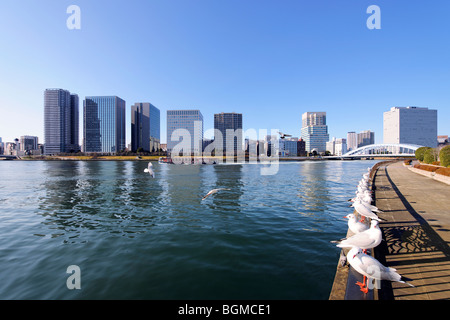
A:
301,112,329,153
326,137,347,156
0,137,3,155
383,106,438,147
357,130,375,148
214,112,243,156
44,88,79,154
326,138,335,155
19,136,39,152
347,132,357,151
297,138,306,156
131,102,161,152
69,94,80,152
166,109,203,155
335,138,347,156
83,96,126,153
279,139,298,157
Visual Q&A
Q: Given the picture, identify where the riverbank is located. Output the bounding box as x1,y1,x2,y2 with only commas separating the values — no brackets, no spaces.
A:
329,160,450,300
4,155,413,162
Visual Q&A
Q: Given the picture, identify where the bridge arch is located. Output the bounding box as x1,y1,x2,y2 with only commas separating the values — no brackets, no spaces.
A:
342,143,423,157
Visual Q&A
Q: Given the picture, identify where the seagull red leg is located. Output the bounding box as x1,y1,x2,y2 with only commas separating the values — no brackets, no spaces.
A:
356,276,369,294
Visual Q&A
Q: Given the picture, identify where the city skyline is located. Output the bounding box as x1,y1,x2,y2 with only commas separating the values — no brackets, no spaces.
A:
1,1,450,145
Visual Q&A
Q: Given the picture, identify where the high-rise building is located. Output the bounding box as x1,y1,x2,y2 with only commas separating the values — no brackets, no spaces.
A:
166,110,203,155
347,132,357,151
301,112,329,153
20,136,39,152
131,102,160,152
357,130,375,148
70,94,80,152
383,106,438,147
214,112,243,156
83,96,126,153
44,88,79,154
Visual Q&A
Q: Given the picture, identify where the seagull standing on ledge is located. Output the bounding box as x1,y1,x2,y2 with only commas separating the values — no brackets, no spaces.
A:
332,220,382,251
344,214,369,234
347,246,414,294
202,188,231,200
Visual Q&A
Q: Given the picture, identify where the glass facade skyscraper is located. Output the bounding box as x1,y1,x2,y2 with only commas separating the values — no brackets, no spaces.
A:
44,88,79,154
301,112,329,153
83,96,126,153
214,112,243,156
167,110,203,155
131,102,160,152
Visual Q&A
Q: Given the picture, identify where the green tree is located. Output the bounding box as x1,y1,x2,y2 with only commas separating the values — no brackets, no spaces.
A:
439,145,450,167
415,147,431,162
423,148,439,164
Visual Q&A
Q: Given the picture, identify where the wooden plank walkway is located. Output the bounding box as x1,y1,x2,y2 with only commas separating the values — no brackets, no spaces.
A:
373,161,450,300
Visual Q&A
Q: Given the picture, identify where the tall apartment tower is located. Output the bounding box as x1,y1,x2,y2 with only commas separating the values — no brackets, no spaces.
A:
83,96,126,153
383,106,438,147
214,112,243,156
301,112,329,153
131,102,160,152
166,110,203,155
44,88,79,154
347,132,357,151
357,130,375,147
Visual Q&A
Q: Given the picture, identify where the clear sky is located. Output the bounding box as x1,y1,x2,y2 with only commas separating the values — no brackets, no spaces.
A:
0,0,449,145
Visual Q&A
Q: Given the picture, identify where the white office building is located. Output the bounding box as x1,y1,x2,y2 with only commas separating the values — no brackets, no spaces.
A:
383,106,437,147
347,132,357,151
167,109,203,155
301,112,329,153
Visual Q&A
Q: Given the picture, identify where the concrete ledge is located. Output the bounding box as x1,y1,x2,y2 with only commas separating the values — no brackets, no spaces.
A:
407,166,450,185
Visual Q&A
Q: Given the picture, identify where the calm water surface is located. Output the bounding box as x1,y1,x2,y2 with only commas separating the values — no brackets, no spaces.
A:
0,160,380,299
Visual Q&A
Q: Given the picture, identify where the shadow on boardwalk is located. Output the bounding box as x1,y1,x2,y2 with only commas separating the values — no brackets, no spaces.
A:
373,163,450,300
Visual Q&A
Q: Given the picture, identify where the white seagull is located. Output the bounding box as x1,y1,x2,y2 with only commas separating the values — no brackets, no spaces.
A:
347,246,414,293
278,131,292,139
351,198,384,214
351,201,384,222
344,213,369,234
144,162,155,178
202,188,231,200
333,220,382,250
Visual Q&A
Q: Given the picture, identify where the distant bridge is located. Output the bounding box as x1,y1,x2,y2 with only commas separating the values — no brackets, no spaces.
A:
324,143,422,160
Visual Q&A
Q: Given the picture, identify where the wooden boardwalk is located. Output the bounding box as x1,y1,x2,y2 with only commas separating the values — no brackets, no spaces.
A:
373,161,450,300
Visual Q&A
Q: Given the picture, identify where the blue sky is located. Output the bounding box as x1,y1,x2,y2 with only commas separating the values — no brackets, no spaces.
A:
0,0,449,145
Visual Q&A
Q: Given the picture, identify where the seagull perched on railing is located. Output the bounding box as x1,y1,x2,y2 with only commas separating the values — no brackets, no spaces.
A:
344,214,369,234
332,220,382,250
347,246,414,294
202,188,231,200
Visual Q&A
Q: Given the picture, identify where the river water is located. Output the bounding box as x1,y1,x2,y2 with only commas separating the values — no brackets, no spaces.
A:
0,159,379,299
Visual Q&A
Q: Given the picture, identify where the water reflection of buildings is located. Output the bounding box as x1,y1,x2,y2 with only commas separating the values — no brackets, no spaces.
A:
296,162,331,215
38,161,164,241
206,164,243,212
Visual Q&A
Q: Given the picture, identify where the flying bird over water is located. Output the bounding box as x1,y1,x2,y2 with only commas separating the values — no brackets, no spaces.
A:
202,188,231,200
144,162,155,178
278,131,292,139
